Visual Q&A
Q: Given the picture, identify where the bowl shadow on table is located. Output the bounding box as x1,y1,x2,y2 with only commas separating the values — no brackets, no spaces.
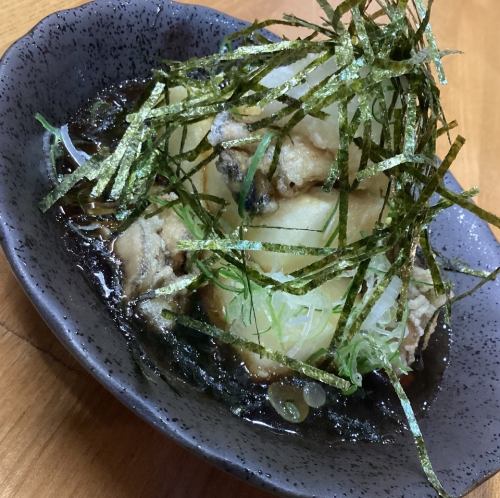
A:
0,258,273,498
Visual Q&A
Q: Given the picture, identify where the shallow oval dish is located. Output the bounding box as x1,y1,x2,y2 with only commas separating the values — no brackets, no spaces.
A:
0,1,499,496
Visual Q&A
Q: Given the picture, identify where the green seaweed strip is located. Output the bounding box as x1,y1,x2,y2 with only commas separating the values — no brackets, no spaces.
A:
404,93,418,154
292,202,443,287
420,229,446,295
170,39,324,73
253,84,329,120
342,249,408,344
220,134,265,150
444,266,493,279
412,0,434,45
335,26,354,68
258,51,331,108
281,240,399,294
179,124,188,154
109,82,166,197
436,187,500,229
90,155,121,198
351,120,373,189
146,92,229,121
331,0,366,28
123,148,160,206
436,120,458,138
301,51,436,140
91,83,165,199
449,266,500,305
267,136,283,181
139,274,202,301
392,108,404,154
149,102,225,124
404,168,490,225
163,310,353,392
282,14,335,36
290,228,391,279
324,104,351,190
423,266,500,349
396,233,419,322
174,149,219,186
196,193,229,205
377,180,393,225
274,261,360,296
351,7,374,61
441,257,494,279
39,158,102,212
238,132,275,217
169,136,212,163
386,368,451,498
337,101,350,247
248,224,322,233
401,136,465,223
177,238,340,257
330,258,371,349
414,0,447,84
315,0,335,21
415,115,437,155
357,153,434,181
144,198,180,220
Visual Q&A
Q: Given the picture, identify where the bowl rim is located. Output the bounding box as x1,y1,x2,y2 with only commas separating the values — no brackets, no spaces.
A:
0,2,499,497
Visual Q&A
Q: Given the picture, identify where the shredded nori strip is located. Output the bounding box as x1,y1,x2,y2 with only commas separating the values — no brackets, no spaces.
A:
162,310,353,392
386,367,451,498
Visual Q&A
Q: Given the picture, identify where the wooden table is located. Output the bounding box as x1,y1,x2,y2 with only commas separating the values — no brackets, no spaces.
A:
0,1,498,496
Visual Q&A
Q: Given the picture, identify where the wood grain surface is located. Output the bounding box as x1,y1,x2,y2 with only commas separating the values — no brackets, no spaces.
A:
0,1,498,497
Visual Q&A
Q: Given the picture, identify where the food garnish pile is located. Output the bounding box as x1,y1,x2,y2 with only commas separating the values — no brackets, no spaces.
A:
37,1,500,496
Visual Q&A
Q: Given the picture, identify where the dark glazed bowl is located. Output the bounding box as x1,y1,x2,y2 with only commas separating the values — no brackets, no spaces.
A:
0,1,499,496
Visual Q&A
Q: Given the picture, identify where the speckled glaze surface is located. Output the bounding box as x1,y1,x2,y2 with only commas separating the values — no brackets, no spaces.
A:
0,1,498,496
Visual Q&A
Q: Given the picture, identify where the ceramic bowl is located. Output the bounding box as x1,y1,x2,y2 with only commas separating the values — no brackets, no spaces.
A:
0,1,499,496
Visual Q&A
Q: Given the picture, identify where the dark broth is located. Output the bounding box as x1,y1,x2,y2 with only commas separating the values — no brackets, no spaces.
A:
53,80,450,444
